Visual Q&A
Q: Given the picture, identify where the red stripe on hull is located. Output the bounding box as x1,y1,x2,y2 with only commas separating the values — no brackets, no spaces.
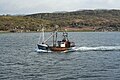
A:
49,47,69,51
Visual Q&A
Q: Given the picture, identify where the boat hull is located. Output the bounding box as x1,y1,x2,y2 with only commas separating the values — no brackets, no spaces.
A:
49,47,70,51
37,44,48,50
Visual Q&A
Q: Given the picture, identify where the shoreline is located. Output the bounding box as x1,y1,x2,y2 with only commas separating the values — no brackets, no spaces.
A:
0,30,120,33
0,31,9,33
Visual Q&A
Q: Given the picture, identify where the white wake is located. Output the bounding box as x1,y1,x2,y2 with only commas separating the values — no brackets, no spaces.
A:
72,46,120,51
35,46,120,53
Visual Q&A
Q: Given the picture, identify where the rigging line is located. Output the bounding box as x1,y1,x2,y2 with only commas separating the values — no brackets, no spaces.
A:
43,31,57,43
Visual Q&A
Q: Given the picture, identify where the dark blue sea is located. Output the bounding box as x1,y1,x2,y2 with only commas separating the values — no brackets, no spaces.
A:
0,32,120,80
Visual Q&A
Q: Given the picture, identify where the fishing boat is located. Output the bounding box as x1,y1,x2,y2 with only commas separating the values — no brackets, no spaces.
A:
37,25,75,52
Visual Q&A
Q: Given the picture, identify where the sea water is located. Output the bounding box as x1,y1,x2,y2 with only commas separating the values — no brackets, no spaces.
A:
0,32,120,80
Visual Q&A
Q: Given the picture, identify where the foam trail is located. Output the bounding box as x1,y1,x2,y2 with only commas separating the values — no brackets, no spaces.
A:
35,48,52,53
72,46,120,51
35,46,120,53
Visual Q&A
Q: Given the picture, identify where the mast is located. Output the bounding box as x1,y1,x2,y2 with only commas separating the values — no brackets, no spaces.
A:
53,25,59,47
55,31,57,46
53,31,55,46
38,33,41,44
38,27,44,44
42,27,45,43
53,31,57,47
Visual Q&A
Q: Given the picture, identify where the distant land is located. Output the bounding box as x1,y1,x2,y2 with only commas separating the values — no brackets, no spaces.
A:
1,9,120,32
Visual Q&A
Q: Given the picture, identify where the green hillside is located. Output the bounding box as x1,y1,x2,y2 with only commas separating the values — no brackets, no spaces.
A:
1,10,120,32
